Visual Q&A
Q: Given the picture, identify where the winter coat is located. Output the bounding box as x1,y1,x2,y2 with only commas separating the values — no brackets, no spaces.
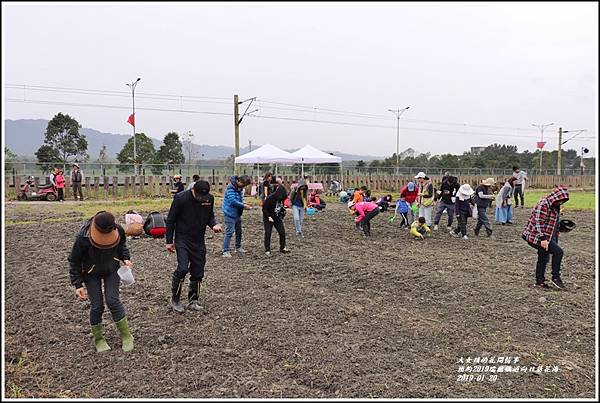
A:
474,185,494,208
166,190,217,244
71,169,83,183
68,219,130,289
55,174,66,189
400,184,419,204
291,185,308,208
352,191,364,204
437,177,460,204
410,221,430,238
522,186,569,245
355,201,379,223
454,197,474,217
222,176,245,219
263,184,288,218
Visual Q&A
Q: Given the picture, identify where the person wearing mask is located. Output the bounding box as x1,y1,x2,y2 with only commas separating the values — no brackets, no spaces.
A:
512,165,528,208
415,172,434,226
290,179,308,237
263,178,290,255
166,181,223,313
186,174,200,191
522,186,570,289
221,175,252,257
68,211,133,352
495,177,516,225
473,178,496,237
170,175,185,196
71,163,84,200
433,174,460,230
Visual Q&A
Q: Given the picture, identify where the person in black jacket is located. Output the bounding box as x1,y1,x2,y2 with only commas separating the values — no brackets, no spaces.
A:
68,211,134,353
262,179,290,255
433,174,460,230
473,178,496,237
166,180,223,313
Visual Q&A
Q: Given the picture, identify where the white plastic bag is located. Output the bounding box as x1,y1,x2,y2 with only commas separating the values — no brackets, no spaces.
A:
472,205,478,219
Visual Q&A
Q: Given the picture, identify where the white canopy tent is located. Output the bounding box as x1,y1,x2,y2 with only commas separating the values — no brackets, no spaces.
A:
291,144,343,187
234,143,300,184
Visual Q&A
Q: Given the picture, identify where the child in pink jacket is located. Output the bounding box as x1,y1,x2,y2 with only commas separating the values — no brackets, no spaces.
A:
349,200,380,237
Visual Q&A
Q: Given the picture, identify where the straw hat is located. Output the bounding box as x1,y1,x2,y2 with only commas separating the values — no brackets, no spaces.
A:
481,178,496,186
72,163,80,168
89,212,120,249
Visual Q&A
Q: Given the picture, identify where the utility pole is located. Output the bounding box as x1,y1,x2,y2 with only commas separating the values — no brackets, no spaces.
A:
388,106,410,176
532,122,553,174
557,127,562,176
233,94,258,175
126,78,141,176
234,94,240,174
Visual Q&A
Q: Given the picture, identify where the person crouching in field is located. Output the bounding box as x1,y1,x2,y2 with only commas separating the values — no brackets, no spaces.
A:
377,194,393,212
69,211,134,353
411,216,431,240
495,177,516,225
522,186,570,290
349,199,380,237
450,184,475,240
166,180,223,313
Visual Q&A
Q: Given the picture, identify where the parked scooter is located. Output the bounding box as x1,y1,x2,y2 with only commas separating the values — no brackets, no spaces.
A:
17,176,57,201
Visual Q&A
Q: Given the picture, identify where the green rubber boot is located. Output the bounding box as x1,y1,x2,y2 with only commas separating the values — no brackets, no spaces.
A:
91,324,111,353
115,317,134,352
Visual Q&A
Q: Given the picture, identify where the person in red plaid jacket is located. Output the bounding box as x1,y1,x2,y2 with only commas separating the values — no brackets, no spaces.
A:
521,186,570,289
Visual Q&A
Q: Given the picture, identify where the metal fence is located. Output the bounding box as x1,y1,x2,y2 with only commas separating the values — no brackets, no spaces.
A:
3,161,596,179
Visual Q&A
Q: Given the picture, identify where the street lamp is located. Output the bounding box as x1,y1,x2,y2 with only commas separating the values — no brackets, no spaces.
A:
580,147,589,175
388,106,410,176
532,122,553,173
126,77,141,176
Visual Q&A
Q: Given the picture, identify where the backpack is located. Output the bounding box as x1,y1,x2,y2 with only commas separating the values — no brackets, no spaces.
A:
125,210,144,236
144,211,167,238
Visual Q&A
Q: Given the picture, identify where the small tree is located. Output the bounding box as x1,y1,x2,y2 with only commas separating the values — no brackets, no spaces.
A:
35,145,62,173
5,147,17,172
44,112,88,164
116,133,156,173
156,132,185,165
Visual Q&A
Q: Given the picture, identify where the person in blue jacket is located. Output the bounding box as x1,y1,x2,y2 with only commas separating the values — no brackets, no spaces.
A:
221,175,252,257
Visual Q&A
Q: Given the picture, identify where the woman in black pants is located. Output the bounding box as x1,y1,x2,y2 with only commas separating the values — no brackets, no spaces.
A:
262,180,290,256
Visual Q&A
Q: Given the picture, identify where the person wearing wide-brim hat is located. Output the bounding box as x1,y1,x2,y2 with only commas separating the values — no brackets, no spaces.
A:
450,184,475,240
473,178,496,237
71,163,84,201
68,211,134,353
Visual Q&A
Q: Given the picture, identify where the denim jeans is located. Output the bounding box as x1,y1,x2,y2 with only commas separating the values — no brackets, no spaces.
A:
528,239,564,283
514,184,524,206
433,202,455,227
474,206,492,232
292,205,304,234
223,215,242,252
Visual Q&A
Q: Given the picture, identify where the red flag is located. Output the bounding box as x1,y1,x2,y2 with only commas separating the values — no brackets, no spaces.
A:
537,141,546,149
127,113,135,126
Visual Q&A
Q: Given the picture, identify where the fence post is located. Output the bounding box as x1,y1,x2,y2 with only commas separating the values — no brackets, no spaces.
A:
112,176,118,198
84,177,90,197
103,176,109,199
124,176,129,198
140,175,145,196
94,177,99,199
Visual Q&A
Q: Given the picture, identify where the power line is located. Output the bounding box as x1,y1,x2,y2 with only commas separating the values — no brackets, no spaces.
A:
6,97,595,143
6,98,233,117
4,83,230,101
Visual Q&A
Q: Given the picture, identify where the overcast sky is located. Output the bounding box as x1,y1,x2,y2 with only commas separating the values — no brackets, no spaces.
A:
2,1,598,158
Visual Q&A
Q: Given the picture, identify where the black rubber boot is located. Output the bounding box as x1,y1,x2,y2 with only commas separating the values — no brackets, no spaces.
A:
187,280,203,311
486,228,493,237
170,274,185,314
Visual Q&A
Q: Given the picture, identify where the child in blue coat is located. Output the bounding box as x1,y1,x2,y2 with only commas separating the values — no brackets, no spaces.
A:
395,197,410,228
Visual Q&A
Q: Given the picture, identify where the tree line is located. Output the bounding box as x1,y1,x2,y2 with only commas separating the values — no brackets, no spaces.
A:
356,144,594,172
